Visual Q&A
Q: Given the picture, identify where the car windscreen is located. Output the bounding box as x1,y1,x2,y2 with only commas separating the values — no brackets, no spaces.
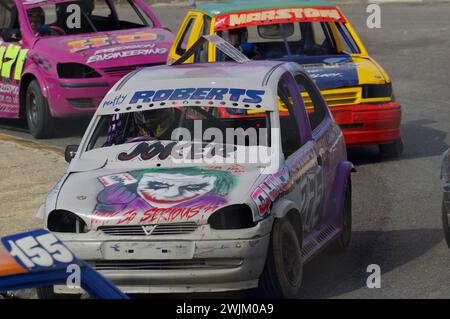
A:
26,0,153,37
216,21,359,60
86,106,271,151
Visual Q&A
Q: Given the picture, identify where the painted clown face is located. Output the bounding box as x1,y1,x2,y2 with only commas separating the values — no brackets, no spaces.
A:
137,173,217,208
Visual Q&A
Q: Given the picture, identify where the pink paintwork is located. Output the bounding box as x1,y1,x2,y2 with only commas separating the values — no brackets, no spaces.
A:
0,0,174,120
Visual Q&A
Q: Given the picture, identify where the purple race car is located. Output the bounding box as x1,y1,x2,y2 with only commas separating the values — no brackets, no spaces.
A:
0,0,173,138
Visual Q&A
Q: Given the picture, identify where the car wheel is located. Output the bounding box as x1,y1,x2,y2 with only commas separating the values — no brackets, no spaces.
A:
37,286,81,299
331,180,352,252
379,138,404,158
259,218,303,299
25,80,55,139
442,199,450,248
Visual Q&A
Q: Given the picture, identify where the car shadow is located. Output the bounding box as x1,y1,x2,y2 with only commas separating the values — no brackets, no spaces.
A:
299,228,444,299
348,119,449,166
131,229,443,299
0,118,89,139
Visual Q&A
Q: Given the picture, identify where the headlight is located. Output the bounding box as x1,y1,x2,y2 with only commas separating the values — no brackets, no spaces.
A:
362,83,393,99
57,63,101,79
208,205,256,230
47,210,88,233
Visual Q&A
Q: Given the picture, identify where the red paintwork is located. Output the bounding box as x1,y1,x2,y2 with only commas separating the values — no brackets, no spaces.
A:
332,102,401,147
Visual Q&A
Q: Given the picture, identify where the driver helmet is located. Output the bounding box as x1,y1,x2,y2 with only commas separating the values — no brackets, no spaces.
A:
134,109,175,137
28,7,45,32
228,27,249,48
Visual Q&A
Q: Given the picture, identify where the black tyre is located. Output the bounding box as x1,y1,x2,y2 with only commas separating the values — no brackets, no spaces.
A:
331,180,352,252
442,199,450,248
259,218,303,299
25,80,55,139
37,286,81,299
379,138,404,158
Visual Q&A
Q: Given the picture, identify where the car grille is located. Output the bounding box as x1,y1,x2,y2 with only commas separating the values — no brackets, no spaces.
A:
92,259,243,271
302,87,362,108
98,222,199,236
68,98,95,108
102,66,138,78
102,63,165,78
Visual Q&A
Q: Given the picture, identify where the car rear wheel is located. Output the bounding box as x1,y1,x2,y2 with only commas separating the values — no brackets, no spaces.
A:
25,80,55,139
379,138,404,158
331,180,352,252
259,218,303,299
37,286,81,299
442,199,450,248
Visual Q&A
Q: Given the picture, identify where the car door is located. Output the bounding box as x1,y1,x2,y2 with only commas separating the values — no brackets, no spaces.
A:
0,0,26,117
168,11,204,64
294,71,341,224
277,72,324,235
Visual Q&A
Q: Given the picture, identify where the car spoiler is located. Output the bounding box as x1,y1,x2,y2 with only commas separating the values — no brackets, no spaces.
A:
0,229,128,299
170,34,250,66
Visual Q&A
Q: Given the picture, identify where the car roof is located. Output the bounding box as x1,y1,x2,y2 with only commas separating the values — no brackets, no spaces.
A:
196,0,334,17
98,61,289,115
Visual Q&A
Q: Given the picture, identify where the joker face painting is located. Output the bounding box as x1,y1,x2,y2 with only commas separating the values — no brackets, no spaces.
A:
137,173,217,208
96,167,237,214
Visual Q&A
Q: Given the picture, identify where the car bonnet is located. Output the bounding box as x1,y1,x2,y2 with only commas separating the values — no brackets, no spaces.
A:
55,163,264,229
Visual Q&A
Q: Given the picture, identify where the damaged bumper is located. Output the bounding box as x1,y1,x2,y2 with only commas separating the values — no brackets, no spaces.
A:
53,218,272,294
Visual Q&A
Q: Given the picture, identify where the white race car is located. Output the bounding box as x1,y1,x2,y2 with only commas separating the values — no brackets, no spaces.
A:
38,56,353,298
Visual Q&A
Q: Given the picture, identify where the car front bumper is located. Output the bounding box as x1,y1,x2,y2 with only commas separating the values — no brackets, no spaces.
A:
332,102,402,147
44,76,119,118
53,219,272,294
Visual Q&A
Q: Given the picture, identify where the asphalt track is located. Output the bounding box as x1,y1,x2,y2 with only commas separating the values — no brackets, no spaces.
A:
1,3,450,298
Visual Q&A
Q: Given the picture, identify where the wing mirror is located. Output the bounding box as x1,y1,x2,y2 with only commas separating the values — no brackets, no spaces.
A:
65,145,79,163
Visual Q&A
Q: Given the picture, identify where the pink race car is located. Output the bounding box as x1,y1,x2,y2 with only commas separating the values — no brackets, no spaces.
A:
0,0,174,138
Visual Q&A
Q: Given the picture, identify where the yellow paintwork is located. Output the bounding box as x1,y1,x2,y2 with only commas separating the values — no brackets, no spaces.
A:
168,7,394,105
168,10,205,64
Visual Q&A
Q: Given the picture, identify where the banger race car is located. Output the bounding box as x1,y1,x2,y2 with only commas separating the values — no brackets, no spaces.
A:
0,229,128,299
37,47,353,298
0,0,173,138
168,0,403,156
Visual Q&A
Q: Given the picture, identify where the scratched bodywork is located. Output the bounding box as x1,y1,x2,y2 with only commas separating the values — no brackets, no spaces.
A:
38,60,353,297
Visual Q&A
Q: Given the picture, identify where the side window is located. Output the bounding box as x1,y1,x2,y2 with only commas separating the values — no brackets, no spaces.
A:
278,78,303,158
294,74,327,131
175,16,196,56
91,0,114,18
114,0,153,27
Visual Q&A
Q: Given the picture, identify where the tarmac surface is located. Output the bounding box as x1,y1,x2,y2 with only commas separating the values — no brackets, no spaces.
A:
0,2,449,298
